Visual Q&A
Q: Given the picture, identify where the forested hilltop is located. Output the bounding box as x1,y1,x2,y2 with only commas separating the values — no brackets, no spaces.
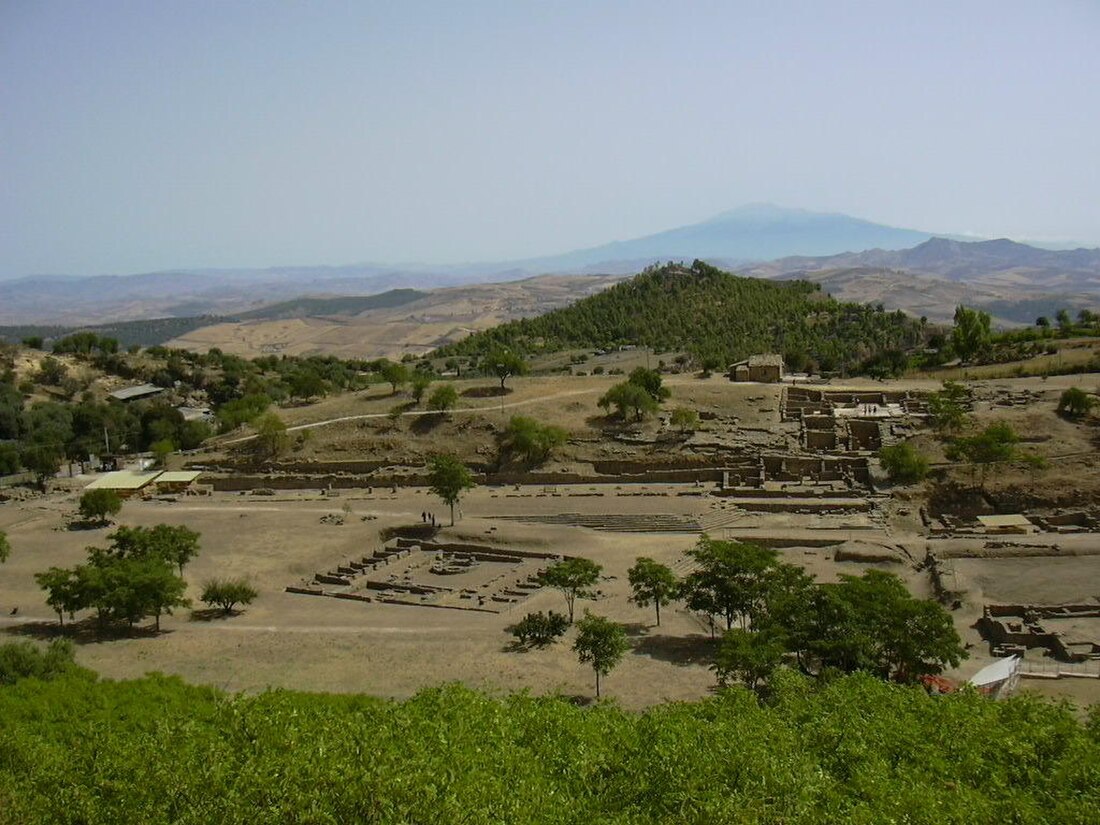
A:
0,666,1097,824
437,261,928,374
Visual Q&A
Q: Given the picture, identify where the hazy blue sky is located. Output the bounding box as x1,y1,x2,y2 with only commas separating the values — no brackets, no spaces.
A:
2,0,1098,278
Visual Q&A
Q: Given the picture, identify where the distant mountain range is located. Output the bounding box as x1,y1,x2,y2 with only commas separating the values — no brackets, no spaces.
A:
1,205,1098,326
744,236,1100,290
739,237,1100,325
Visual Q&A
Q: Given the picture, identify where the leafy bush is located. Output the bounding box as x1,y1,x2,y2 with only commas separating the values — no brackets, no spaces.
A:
78,488,122,524
879,442,929,484
502,416,567,463
1057,386,1096,418
598,382,658,420
428,383,459,413
0,672,1098,821
0,639,87,685
200,579,258,615
510,611,568,647
670,407,699,433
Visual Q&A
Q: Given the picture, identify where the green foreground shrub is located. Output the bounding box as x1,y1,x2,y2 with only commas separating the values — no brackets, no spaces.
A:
0,672,1097,823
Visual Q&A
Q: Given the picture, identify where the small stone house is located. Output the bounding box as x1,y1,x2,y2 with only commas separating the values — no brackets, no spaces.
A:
729,354,784,383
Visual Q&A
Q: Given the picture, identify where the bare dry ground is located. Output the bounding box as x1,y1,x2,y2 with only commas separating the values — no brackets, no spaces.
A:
4,370,1100,708
168,274,626,360
0,487,929,707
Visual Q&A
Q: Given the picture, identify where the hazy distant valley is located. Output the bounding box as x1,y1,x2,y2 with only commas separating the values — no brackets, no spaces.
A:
3,207,1099,358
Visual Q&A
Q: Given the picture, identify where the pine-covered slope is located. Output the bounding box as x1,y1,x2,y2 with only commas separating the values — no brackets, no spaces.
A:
438,260,926,373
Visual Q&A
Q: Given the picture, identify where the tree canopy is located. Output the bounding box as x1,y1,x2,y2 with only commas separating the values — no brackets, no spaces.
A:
78,489,123,525
201,579,258,615
427,454,475,526
540,557,602,623
951,305,992,361
501,415,567,464
598,382,659,421
482,348,528,390
878,442,929,484
428,383,459,414
947,421,1026,488
573,612,629,698
627,557,678,626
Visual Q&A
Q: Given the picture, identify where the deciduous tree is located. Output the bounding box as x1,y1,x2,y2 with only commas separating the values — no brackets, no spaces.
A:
201,579,258,615
253,412,289,458
627,367,670,402
680,537,777,632
947,421,1026,489
627,557,678,626
712,628,786,692
427,454,474,526
878,442,928,484
950,305,992,361
107,524,201,576
483,348,528,390
410,373,432,404
670,407,698,433
34,567,84,626
540,557,602,623
428,383,458,414
927,381,970,436
501,415,567,463
379,360,409,394
573,612,629,698
598,382,658,421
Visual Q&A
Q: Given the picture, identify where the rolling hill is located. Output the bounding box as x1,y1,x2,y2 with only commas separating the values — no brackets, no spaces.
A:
167,274,628,359
435,261,925,373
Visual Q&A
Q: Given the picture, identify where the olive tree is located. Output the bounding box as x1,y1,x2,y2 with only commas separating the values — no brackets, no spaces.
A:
78,489,123,525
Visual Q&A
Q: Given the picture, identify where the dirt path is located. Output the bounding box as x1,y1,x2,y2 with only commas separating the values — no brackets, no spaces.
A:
222,386,606,445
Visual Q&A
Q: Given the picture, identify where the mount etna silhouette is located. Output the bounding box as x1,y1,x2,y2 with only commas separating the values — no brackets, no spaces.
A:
487,203,936,274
